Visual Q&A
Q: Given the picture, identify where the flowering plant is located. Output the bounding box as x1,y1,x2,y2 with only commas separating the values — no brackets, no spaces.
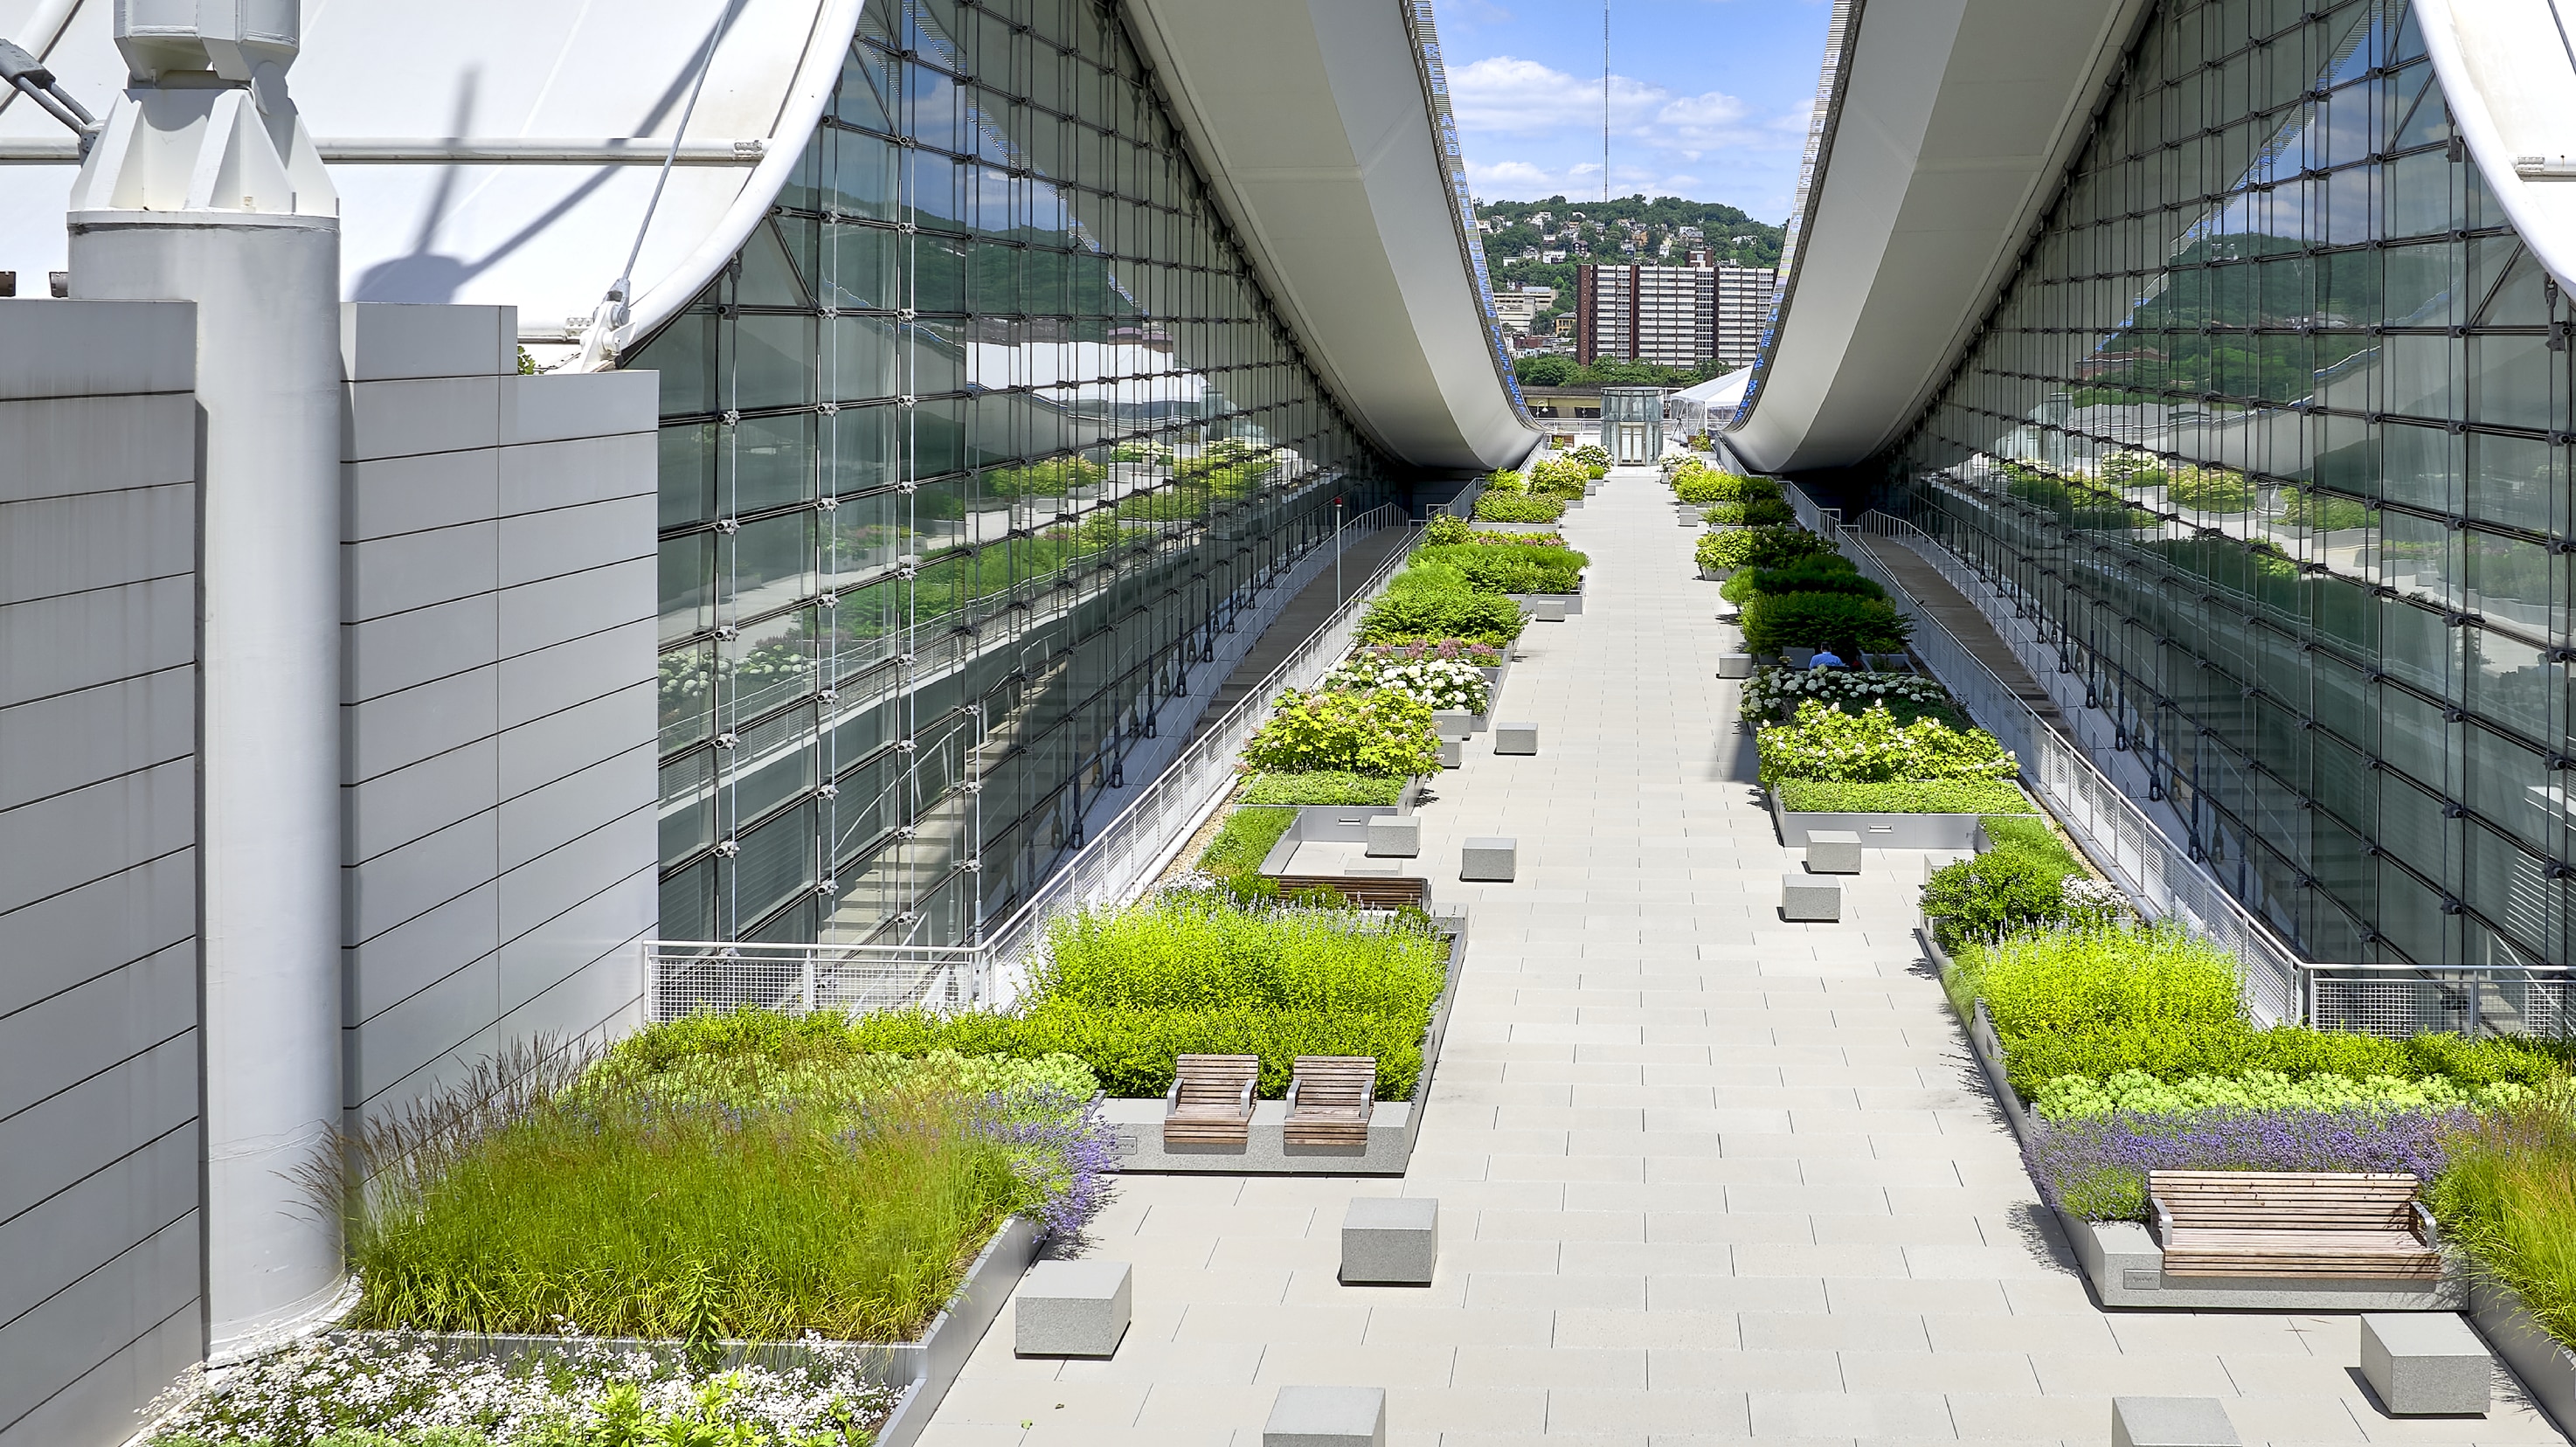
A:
1741,665,1949,723
1754,700,2016,786
2031,1068,2535,1120
1359,640,1504,668
1241,689,1441,776
146,1330,897,1446
1322,654,1492,714
2025,1106,2463,1221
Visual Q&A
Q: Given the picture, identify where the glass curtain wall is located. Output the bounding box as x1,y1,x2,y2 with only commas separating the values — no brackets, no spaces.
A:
635,0,1395,947
1892,0,2576,968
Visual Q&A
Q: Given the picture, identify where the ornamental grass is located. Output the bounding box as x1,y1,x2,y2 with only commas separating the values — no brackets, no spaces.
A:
2432,1087,2576,1347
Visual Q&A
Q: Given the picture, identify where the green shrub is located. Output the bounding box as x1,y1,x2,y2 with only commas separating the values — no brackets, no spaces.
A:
1198,806,1296,872
1755,700,2016,786
1701,497,1798,527
1472,491,1565,523
1241,689,1440,776
1978,815,2082,872
986,455,1105,496
2000,1023,2571,1097
1424,512,1473,544
1776,779,2032,814
1239,772,1409,807
1922,851,2070,945
2032,1068,2534,1119
1481,468,1527,494
2166,463,2256,512
1699,524,1834,571
1672,470,1777,504
1742,592,1912,655
2279,487,2372,530
1721,557,1880,606
1412,543,1586,594
1357,589,1527,647
1959,924,2243,1041
2429,1088,2576,1348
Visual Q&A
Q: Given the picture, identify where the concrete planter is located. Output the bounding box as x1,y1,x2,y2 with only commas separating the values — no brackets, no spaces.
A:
1505,587,1583,617
370,1215,1042,1447
1766,789,2001,849
2472,1281,2576,1437
1699,565,1735,582
1469,520,1559,535
1255,781,1424,859
1929,924,2474,1315
1104,917,1470,1175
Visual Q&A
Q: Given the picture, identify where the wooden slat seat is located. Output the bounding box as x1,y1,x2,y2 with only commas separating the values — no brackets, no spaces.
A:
1267,874,1428,910
1163,1054,1258,1147
1283,1056,1376,1146
2149,1170,2442,1279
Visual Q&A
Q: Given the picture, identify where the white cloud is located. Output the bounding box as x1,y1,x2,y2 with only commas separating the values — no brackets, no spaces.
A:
1450,57,1665,135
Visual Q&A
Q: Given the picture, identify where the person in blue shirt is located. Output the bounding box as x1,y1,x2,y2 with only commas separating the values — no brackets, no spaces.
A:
1808,647,1845,670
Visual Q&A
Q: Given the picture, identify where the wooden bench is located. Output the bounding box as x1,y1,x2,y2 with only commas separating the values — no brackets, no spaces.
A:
2149,1170,2441,1279
1162,1054,1258,1147
1283,1056,1376,1146
1267,874,1429,910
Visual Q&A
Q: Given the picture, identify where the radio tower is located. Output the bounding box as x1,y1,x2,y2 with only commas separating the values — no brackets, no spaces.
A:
1603,0,1611,203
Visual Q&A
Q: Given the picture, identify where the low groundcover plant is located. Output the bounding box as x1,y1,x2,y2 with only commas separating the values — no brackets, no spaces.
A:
2026,1104,2466,1222
1755,700,2016,787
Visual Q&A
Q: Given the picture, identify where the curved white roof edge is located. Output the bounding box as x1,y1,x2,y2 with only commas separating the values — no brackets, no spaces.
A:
1120,0,1538,474
620,0,862,347
2414,0,2576,296
1726,0,2146,475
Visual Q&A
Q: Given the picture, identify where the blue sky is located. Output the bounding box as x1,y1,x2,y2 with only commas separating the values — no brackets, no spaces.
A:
1438,0,1832,221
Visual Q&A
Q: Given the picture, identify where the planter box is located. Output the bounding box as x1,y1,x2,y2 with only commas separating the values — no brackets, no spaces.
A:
369,1215,1042,1447
1928,923,2473,1315
1469,520,1558,535
1768,789,1995,849
2472,1281,2576,1437
1505,588,1583,616
1698,565,1735,582
1255,781,1424,861
1103,915,1470,1176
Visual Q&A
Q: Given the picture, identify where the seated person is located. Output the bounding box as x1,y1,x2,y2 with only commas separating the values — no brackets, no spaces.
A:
1808,647,1846,670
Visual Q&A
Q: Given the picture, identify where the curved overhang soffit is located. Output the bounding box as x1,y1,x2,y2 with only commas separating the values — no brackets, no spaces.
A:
2415,0,2576,295
1118,0,1539,473
0,0,860,344
1727,0,2149,475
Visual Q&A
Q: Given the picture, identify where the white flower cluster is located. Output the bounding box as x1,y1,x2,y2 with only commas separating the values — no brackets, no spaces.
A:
1322,654,1492,713
145,1329,895,1446
1740,665,1949,723
2060,876,2129,926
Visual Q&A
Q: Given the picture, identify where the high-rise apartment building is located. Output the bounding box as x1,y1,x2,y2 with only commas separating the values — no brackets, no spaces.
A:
1577,263,1775,367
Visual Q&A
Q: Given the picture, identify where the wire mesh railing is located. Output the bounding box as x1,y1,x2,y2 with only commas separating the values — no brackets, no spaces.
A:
2306,966,2576,1041
644,506,1419,1021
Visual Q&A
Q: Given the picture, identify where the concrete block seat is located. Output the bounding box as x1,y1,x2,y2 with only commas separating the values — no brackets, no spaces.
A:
1717,654,1752,679
1363,815,1420,857
1014,1260,1132,1358
1493,722,1538,755
1780,874,1841,921
1341,1196,1437,1284
2113,1396,2239,1447
1264,1386,1386,1447
2361,1313,2491,1416
1804,829,1861,874
1460,837,1517,882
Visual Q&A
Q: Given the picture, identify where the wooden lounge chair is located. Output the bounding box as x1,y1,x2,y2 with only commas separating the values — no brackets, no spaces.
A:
1283,1056,1376,1147
2149,1170,2442,1279
1162,1054,1258,1147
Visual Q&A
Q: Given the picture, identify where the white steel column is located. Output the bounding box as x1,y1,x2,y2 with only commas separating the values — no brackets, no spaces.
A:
63,0,346,1359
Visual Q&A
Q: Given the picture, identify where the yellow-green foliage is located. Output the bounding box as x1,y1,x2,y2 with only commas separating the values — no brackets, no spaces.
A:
2433,1088,2576,1347
1961,924,2242,1040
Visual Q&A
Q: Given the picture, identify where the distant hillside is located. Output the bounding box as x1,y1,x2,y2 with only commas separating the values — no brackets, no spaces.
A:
1475,194,1786,329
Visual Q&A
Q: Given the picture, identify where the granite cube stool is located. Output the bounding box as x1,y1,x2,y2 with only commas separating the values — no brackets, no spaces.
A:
1431,710,1476,737
1438,738,1462,769
2112,1397,2238,1447
1461,837,1517,882
1013,1259,1132,1358
1264,1386,1386,1447
1524,597,1566,622
1678,506,1701,526
1340,1196,1437,1284
1805,829,1862,875
2361,1313,2491,1416
1493,722,1538,755
1364,815,1421,859
1780,874,1841,922
1718,654,1753,679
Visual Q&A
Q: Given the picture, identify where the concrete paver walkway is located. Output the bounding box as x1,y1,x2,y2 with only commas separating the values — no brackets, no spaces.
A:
920,469,2565,1446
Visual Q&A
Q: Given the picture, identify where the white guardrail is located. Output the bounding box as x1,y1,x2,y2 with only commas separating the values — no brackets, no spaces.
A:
1785,483,2573,1036
646,504,1419,1021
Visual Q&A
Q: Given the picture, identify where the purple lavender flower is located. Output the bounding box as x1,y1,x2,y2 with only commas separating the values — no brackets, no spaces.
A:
2025,1105,2466,1221
967,1086,1120,1243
